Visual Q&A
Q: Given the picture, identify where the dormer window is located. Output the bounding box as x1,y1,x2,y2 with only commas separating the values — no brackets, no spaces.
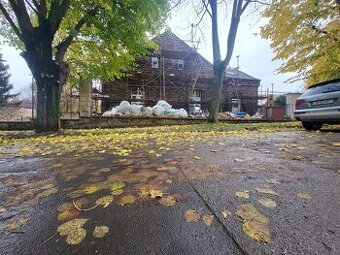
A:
177,59,184,70
151,57,159,68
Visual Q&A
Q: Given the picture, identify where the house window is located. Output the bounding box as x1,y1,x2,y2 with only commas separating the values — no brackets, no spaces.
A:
151,57,159,68
190,90,202,102
131,86,145,100
177,59,184,70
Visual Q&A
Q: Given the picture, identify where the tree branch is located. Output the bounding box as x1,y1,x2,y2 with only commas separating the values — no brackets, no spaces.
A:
202,0,212,17
222,0,244,67
209,0,221,65
48,0,70,33
32,0,47,23
241,0,251,14
249,0,271,6
24,0,39,16
0,1,24,41
8,0,33,35
55,8,98,62
192,3,209,27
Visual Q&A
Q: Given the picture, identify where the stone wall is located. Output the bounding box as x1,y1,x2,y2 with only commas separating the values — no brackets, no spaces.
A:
0,116,271,131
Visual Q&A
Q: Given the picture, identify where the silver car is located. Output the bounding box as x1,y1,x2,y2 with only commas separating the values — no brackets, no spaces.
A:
294,79,340,130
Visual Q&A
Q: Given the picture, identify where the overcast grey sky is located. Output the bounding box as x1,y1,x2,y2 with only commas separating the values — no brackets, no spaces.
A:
1,2,303,95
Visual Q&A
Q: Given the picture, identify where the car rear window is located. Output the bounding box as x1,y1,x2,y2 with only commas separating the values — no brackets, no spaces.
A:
302,81,340,96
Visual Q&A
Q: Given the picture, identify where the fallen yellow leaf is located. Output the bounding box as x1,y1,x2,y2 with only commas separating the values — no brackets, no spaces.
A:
111,189,124,195
66,227,87,245
58,209,81,221
95,196,114,208
242,219,271,243
222,210,232,219
36,187,58,199
258,198,277,209
297,192,312,200
202,214,214,226
236,203,271,243
118,195,136,206
83,186,100,194
255,188,278,196
4,217,29,232
235,190,250,199
93,226,109,238
184,209,200,222
159,196,177,207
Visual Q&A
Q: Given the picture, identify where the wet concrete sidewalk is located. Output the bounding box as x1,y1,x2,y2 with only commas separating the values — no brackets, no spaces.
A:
0,128,339,255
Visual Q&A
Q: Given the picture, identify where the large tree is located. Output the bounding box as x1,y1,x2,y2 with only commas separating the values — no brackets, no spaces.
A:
193,0,266,123
0,0,169,132
261,0,340,87
0,53,18,105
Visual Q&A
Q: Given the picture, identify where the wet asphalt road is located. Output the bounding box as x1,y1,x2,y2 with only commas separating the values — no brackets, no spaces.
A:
0,128,339,255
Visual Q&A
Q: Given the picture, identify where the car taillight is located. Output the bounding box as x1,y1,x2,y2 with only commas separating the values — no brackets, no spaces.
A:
295,99,305,107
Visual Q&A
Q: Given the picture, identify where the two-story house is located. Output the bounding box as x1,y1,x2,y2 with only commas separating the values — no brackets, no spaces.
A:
102,31,260,115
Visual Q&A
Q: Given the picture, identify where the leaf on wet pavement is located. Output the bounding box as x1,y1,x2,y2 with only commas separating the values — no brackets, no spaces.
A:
83,186,100,194
95,196,114,208
255,188,278,196
57,202,73,212
242,218,271,243
266,179,281,185
235,190,250,199
222,210,232,219
99,168,111,173
57,218,88,245
258,198,277,208
332,142,340,147
41,183,55,190
111,182,126,191
291,155,303,161
236,203,269,224
0,206,6,213
58,209,81,221
36,187,58,199
66,227,87,245
118,195,136,206
193,156,200,160
297,192,313,200
159,196,177,207
149,189,163,199
235,203,271,243
111,189,124,195
93,225,109,238
57,218,88,235
184,209,200,222
68,189,85,198
202,214,214,226
139,184,161,198
4,217,29,232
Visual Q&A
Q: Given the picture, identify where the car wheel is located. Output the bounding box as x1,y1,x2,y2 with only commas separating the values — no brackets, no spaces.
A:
302,122,323,131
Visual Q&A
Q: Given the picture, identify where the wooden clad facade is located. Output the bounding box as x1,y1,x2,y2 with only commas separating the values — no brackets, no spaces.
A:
102,31,260,115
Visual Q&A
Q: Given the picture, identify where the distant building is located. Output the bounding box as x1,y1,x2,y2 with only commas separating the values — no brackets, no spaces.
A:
102,31,260,115
0,99,33,121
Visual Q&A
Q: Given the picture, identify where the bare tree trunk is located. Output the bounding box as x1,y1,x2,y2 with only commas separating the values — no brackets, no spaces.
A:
208,68,223,123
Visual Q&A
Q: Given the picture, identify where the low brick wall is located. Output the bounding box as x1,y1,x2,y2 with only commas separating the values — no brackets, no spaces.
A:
0,116,270,131
61,116,208,129
0,121,34,131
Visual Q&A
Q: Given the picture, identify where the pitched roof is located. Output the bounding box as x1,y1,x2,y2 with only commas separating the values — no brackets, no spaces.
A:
224,68,260,81
153,31,260,82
